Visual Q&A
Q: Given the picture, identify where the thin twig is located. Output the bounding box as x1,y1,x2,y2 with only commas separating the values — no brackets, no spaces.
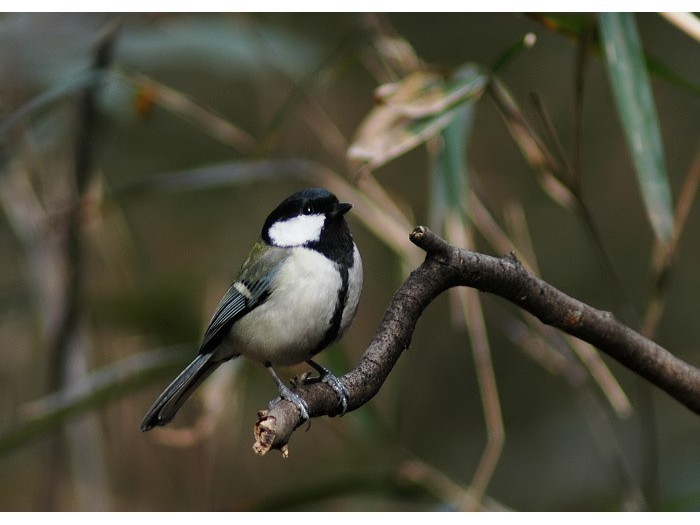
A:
48,24,118,393
660,12,700,42
642,150,700,337
445,217,504,510
116,68,256,154
477,194,632,415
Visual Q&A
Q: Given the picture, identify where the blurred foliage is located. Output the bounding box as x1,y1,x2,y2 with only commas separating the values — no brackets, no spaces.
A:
599,13,673,244
0,12,699,511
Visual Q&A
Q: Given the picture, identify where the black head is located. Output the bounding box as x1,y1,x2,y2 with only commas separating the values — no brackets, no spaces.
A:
262,188,355,264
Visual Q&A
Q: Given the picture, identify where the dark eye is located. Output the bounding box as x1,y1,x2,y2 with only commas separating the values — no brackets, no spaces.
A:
303,204,314,215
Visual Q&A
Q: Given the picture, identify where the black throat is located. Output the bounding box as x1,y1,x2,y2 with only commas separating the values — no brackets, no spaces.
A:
311,217,354,267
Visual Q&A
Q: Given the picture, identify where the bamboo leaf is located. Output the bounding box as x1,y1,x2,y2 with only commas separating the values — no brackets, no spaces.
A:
118,16,323,81
0,70,101,141
0,346,193,458
599,13,674,244
431,101,475,222
531,13,700,97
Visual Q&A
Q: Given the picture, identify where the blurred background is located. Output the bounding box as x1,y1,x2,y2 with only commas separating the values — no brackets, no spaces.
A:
0,12,698,511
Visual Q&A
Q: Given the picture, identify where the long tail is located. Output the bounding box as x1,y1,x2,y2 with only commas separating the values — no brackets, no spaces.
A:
140,353,224,431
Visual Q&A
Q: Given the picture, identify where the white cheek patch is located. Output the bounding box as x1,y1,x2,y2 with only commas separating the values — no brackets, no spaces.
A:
269,214,325,247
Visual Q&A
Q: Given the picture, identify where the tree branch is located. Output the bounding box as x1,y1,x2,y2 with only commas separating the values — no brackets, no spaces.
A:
254,226,700,456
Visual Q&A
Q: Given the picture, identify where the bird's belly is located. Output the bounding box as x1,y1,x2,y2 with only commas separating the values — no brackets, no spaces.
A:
226,248,342,366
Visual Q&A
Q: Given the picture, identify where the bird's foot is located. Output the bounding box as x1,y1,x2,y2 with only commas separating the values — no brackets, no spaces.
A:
269,383,310,422
266,366,310,423
305,360,349,415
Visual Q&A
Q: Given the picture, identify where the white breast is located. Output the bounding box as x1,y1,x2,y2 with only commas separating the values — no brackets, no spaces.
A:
226,248,343,366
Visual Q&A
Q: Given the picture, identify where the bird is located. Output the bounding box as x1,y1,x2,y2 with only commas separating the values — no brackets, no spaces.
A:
140,187,363,431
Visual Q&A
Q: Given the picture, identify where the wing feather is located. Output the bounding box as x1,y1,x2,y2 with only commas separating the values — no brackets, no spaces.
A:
198,244,288,354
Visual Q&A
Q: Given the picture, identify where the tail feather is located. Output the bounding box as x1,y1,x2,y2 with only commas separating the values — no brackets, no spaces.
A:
140,353,222,431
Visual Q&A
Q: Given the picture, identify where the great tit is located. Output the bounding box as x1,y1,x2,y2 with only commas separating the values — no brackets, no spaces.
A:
140,188,363,431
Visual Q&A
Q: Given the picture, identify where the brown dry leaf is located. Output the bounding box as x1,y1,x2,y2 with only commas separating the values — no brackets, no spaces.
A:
348,65,488,171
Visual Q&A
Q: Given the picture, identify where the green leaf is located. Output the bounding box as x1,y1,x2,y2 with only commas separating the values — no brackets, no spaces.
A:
431,100,475,223
599,13,674,244
645,54,700,98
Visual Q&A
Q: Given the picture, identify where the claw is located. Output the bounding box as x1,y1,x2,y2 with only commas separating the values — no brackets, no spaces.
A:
306,360,349,415
266,366,310,425
278,386,310,421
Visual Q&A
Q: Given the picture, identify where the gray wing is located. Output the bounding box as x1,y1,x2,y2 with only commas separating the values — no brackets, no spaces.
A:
198,244,288,355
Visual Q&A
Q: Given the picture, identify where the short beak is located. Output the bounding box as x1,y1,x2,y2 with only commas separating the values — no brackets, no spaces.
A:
331,202,352,218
